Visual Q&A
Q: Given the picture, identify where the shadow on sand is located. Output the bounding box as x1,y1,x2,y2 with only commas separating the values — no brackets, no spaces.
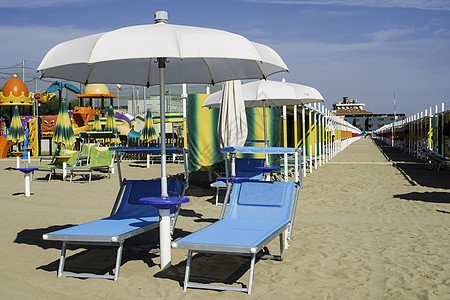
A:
372,139,450,190
14,224,192,278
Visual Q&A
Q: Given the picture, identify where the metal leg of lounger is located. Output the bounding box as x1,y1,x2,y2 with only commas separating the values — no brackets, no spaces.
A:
183,250,192,292
287,185,300,241
215,188,219,206
113,242,124,281
219,183,232,219
280,231,286,257
247,254,256,294
58,242,67,278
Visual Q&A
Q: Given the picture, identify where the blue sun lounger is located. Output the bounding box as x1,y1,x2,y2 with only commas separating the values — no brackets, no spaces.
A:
42,179,186,280
172,180,300,294
210,158,265,205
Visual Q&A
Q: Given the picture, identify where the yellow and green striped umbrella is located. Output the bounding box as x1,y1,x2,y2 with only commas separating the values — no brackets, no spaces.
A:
104,106,118,145
92,112,102,132
140,109,157,143
7,106,25,144
52,100,76,150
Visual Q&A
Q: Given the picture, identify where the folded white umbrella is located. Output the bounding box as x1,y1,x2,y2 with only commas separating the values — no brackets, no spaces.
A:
38,11,288,270
217,80,247,148
218,80,247,177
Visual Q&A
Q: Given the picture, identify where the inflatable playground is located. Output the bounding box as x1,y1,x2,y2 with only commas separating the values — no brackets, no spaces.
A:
0,77,142,159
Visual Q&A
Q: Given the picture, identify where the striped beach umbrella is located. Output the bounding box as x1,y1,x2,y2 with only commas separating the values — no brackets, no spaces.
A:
92,112,102,132
141,109,157,143
105,106,118,145
7,106,26,144
52,100,76,152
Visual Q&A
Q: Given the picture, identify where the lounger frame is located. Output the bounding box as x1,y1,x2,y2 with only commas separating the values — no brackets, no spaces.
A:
173,181,300,294
43,179,186,280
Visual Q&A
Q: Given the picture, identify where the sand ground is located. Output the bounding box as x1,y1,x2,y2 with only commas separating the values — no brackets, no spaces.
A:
0,137,448,299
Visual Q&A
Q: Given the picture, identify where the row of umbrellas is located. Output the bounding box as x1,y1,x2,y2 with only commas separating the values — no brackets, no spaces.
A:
7,101,78,154
90,108,157,143
36,10,324,269
9,102,159,153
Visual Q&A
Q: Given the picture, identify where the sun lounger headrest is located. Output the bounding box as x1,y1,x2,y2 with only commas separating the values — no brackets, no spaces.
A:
236,181,292,207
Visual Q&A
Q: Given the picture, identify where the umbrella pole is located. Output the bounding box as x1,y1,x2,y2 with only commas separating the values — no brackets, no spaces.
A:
158,57,171,271
159,58,168,198
263,101,269,166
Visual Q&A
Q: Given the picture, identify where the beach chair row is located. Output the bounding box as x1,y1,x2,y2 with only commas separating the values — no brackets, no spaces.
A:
424,148,449,170
30,145,114,183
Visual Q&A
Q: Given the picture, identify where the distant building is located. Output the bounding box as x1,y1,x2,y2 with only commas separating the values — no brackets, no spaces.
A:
332,96,371,114
332,97,406,132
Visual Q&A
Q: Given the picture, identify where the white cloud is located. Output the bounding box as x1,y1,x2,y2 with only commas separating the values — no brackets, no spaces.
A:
245,0,450,11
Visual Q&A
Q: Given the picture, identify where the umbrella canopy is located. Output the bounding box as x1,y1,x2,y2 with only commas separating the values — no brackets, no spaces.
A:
141,109,157,143
92,112,102,132
203,79,324,108
38,20,287,86
7,106,25,144
104,107,118,145
52,100,76,151
217,80,247,148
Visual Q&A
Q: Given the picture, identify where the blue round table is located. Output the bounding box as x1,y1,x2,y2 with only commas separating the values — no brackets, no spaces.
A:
139,196,189,208
139,196,189,270
16,167,38,197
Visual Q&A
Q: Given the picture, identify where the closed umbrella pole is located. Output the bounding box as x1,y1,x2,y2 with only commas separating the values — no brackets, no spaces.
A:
217,80,247,177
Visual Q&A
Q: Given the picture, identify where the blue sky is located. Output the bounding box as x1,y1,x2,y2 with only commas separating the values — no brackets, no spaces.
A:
0,0,449,116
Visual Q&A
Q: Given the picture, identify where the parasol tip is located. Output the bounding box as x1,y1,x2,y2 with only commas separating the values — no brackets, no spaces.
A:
155,11,168,24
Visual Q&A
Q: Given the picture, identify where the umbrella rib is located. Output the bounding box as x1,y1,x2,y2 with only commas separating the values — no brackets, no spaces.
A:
201,58,215,85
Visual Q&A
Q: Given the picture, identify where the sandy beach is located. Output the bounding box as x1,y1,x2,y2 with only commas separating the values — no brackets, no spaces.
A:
0,137,448,299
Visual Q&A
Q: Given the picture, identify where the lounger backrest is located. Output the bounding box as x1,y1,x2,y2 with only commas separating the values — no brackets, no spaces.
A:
234,158,265,179
225,181,295,221
91,147,113,166
66,151,80,166
113,179,184,218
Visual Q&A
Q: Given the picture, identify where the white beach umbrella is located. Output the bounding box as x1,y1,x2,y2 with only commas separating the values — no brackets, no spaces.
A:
203,79,324,109
203,79,324,162
38,11,288,270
